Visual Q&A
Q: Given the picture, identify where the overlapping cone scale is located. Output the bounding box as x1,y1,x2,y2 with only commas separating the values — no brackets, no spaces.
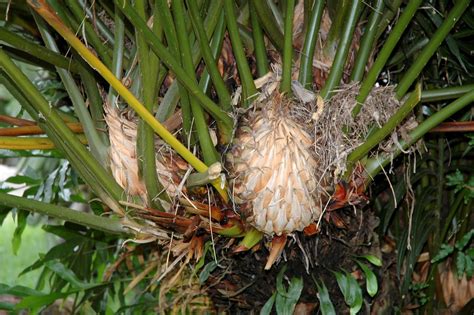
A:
230,94,321,235
105,105,184,208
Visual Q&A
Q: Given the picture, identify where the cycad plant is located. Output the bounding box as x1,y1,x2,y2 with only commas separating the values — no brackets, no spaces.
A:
0,0,472,313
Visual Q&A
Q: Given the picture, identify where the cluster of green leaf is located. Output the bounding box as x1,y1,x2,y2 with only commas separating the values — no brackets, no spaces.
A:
431,229,474,278
260,265,303,315
261,255,381,315
446,169,474,205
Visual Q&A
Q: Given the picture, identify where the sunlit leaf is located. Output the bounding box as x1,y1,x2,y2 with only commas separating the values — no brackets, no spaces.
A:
316,280,336,315
356,261,378,297
359,254,382,267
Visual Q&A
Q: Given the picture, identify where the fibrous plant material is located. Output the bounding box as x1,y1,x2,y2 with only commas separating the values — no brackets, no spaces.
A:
106,104,186,208
229,89,321,236
312,83,419,183
229,72,419,236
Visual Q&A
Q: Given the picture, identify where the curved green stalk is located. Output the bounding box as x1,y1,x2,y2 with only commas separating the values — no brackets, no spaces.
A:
112,0,233,141
0,50,124,213
346,84,421,174
27,0,229,200
199,11,227,94
0,192,127,235
107,5,126,105
156,3,224,122
79,66,110,146
350,0,384,82
353,0,423,115
252,0,284,51
32,12,109,166
136,1,167,209
188,0,231,110
0,27,81,73
174,0,218,165
298,0,324,89
224,0,258,107
249,1,269,77
319,0,362,100
155,0,193,138
395,0,471,99
421,84,474,102
280,0,295,94
365,89,474,179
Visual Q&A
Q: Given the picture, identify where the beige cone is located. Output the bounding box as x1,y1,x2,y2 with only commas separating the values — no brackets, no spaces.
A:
230,93,321,235
105,105,184,207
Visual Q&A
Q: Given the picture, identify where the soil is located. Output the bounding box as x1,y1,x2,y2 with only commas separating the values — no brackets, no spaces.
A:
204,206,400,314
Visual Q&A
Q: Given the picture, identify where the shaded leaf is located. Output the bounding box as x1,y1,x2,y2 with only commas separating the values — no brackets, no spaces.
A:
431,244,454,263
5,175,41,185
287,277,304,301
316,281,336,315
0,205,11,226
467,247,474,259
446,170,465,193
194,241,212,273
456,252,466,279
20,239,82,276
335,271,363,314
45,260,93,289
260,292,276,315
276,277,303,314
15,292,69,311
0,284,45,297
347,274,363,315
334,271,350,302
276,265,287,295
199,261,217,284
0,301,15,311
464,254,473,278
455,229,473,251
12,209,28,255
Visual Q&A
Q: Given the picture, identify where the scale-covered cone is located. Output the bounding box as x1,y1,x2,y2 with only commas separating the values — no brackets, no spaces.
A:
106,105,184,206
230,94,321,235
